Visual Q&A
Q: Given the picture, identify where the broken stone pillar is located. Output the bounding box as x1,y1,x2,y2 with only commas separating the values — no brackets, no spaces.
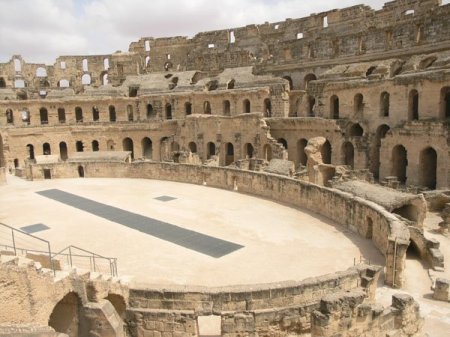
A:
433,278,450,302
385,238,409,288
439,203,450,233
392,294,423,337
304,137,335,186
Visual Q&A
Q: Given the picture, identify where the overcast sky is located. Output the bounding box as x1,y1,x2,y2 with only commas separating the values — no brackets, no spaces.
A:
0,0,421,65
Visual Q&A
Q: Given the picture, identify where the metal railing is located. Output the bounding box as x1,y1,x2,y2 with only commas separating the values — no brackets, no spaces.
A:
0,222,118,277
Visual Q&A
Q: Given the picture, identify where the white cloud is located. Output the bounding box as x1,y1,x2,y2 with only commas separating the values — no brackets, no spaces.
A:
0,0,387,65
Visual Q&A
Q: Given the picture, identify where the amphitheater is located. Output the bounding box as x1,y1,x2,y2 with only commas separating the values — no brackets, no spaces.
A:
1,0,450,336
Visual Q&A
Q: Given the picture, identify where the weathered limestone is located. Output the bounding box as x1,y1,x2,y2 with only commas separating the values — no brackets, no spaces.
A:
433,278,450,302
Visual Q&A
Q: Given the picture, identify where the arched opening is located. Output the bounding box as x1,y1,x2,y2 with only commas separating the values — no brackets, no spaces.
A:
43,143,51,155
409,89,419,121
419,147,437,189
21,109,30,124
185,102,192,115
321,140,332,164
188,142,197,153
48,292,82,337
82,58,88,71
304,73,317,90
391,145,408,184
40,108,48,125
207,142,216,159
78,166,84,178
227,79,235,89
142,137,153,159
58,108,66,123
102,73,109,85
263,144,272,161
277,138,288,149
109,105,116,122
349,123,364,137
330,95,339,119
26,144,35,160
92,140,99,152
380,92,390,117
264,98,272,117
6,109,13,124
59,142,68,161
127,105,134,121
244,143,254,159
75,107,83,123
307,95,315,116
441,87,450,119
342,142,354,168
225,143,234,165
105,294,126,320
354,93,364,116
283,76,293,90
104,58,110,70
165,103,172,120
223,100,231,116
372,124,390,179
58,79,70,88
76,141,84,152
14,159,19,168
0,77,5,88
297,139,308,166
92,106,99,122
243,99,251,113
204,101,211,114
123,138,134,159
147,104,156,119
81,74,91,85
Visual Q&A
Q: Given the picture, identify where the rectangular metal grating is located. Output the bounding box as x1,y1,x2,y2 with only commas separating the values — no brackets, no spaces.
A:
36,189,243,258
20,223,50,234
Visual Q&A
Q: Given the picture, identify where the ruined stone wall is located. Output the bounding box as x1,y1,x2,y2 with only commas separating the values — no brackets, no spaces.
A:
29,162,411,287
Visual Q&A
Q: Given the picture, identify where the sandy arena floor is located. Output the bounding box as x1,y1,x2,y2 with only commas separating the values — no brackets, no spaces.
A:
0,175,384,287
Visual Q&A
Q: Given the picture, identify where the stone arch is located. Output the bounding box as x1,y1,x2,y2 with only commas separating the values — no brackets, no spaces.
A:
147,104,155,119
48,292,82,337
109,105,116,122
81,74,91,85
349,123,364,137
264,98,272,117
419,147,437,189
283,76,293,90
43,142,51,155
123,137,134,159
321,140,332,164
307,95,315,116
165,103,172,120
127,105,134,121
380,92,390,117
342,141,354,168
277,138,288,149
244,143,254,159
206,142,216,159
330,95,339,119
354,93,364,116
188,142,197,153
75,107,83,123
408,89,419,121
142,137,153,159
391,145,408,184
185,102,192,115
76,141,84,152
39,107,48,125
92,106,100,122
78,166,85,178
0,77,5,88
59,142,68,161
243,99,251,113
223,100,231,116
58,79,70,88
26,144,35,160
225,142,234,165
304,73,317,90
58,108,66,123
440,87,450,119
105,294,126,320
6,108,13,124
263,144,272,161
297,138,308,166
204,101,211,114
92,140,99,151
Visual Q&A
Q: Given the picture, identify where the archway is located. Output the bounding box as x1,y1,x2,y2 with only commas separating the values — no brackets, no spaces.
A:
185,102,192,115
354,93,364,116
419,147,437,189
76,141,84,152
264,98,272,117
380,92,390,117
372,124,390,179
109,105,116,122
58,108,66,123
243,99,251,113
263,144,272,161
304,73,317,90
391,145,407,184
48,292,82,337
207,142,216,159
307,95,315,117
40,108,48,124
105,294,126,320
75,107,83,123
297,139,308,166
123,137,134,159
26,144,35,160
92,140,99,152
244,143,254,159
225,143,234,165
349,123,364,137
277,138,288,149
78,166,84,178
409,89,419,121
440,87,450,119
223,100,231,116
59,142,68,161
43,143,51,155
92,106,100,122
142,137,153,159
283,76,293,90
204,101,211,114
330,95,339,119
321,140,332,164
342,142,354,168
165,103,172,120
188,142,197,153
147,104,155,119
